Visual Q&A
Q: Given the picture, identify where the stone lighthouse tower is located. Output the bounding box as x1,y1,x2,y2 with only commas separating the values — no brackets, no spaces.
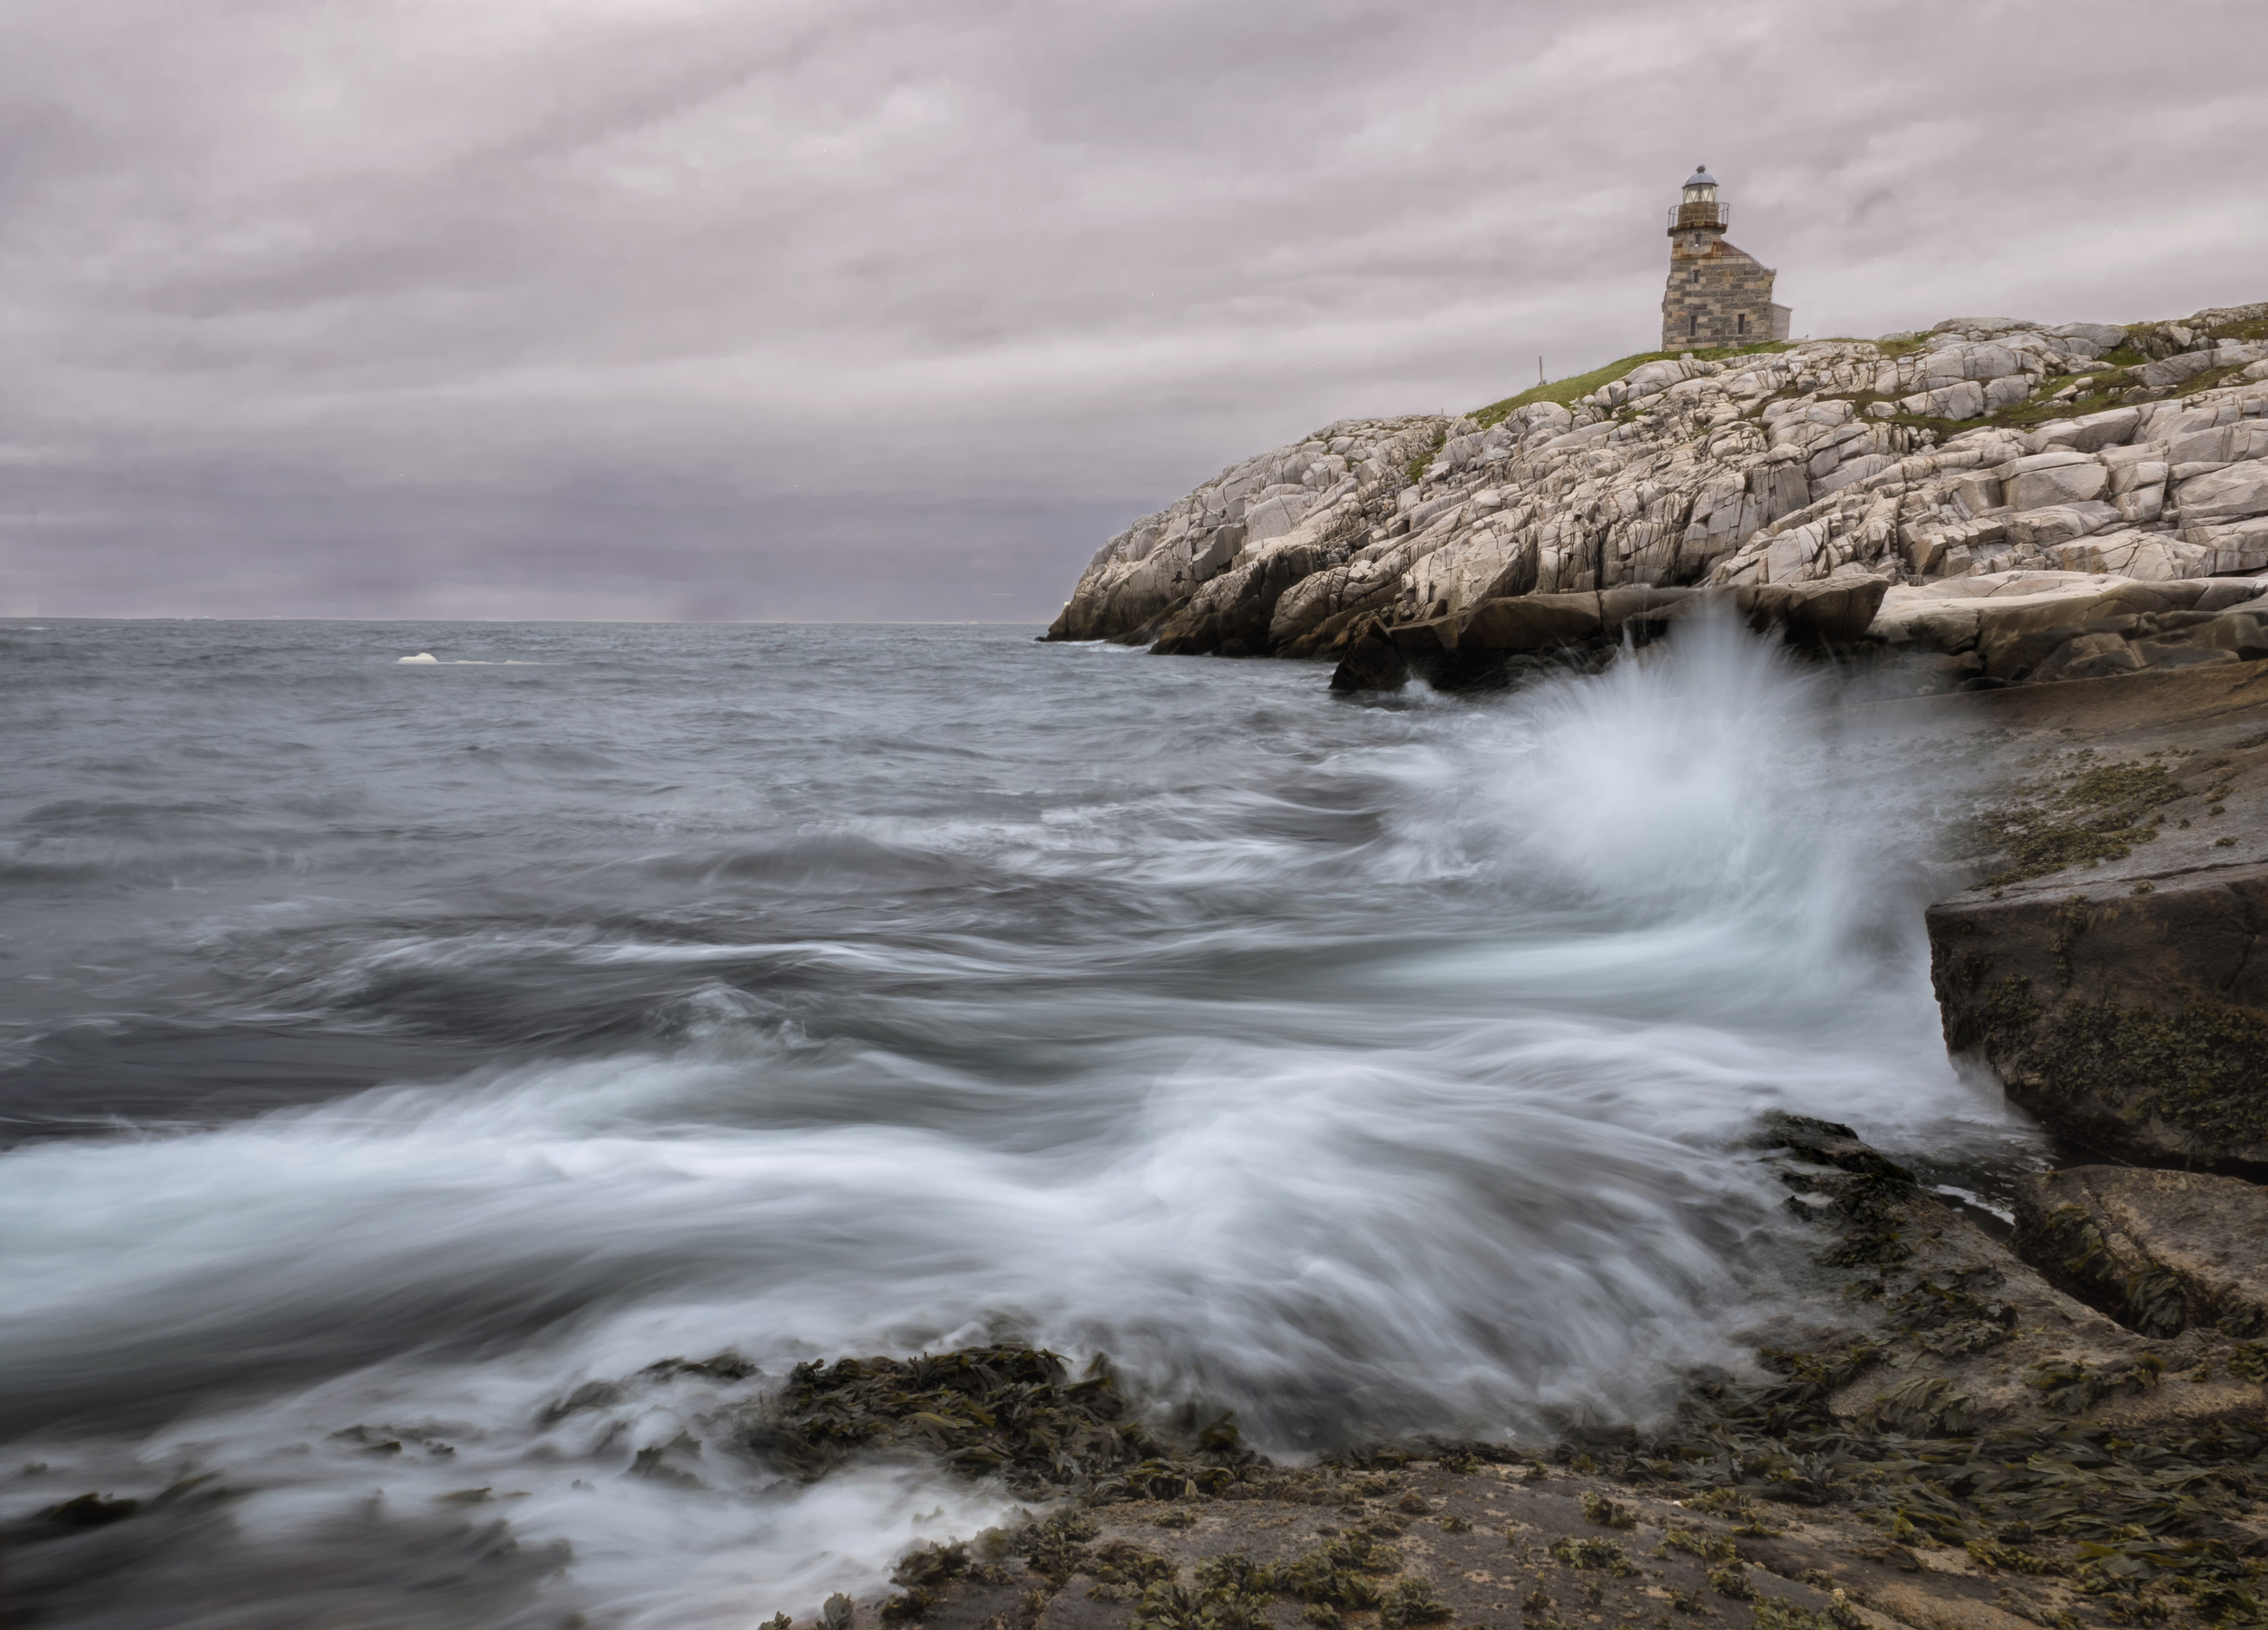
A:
1660,166,1791,349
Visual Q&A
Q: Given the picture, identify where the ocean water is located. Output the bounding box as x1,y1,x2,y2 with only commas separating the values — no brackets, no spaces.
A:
0,617,2032,1628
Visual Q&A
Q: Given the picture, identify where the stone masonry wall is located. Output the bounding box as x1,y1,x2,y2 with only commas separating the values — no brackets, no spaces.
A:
1661,241,1780,349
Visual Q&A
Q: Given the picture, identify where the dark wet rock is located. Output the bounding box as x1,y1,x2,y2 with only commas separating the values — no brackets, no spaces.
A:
1379,587,1688,688
1,1476,575,1629
21,1491,143,1536
1928,865,2268,1171
1362,581,1889,691
1880,665,2268,1171
2012,1166,2268,1338
1450,588,1651,649
1325,617,1409,693
1733,577,1892,648
736,1344,1256,1498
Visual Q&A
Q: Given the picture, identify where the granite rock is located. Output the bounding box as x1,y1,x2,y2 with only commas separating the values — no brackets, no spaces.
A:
1050,301,2268,685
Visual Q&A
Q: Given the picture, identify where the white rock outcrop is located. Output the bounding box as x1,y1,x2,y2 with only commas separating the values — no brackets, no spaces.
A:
1046,304,2268,663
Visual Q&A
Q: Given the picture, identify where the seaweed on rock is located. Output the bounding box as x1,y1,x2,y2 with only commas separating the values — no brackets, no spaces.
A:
737,1344,1257,1497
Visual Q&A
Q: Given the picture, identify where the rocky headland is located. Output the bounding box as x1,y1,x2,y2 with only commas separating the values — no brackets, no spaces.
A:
1045,305,2268,696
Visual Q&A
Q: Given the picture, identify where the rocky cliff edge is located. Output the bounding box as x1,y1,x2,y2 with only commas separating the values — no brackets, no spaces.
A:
1046,306,2268,680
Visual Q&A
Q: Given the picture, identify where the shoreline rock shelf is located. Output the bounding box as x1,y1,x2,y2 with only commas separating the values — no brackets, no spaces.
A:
717,1113,2268,1630
1046,303,2268,695
1910,664,2268,1176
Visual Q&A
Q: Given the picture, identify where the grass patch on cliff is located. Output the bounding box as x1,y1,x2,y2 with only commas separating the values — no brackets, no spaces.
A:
1854,373,2142,440
1471,341,1793,428
1403,425,1447,485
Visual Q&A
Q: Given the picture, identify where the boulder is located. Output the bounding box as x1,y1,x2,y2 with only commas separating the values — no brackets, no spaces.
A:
2025,407,2143,455
2006,453,2110,510
2202,610,2268,659
2136,351,2218,389
2012,1166,2268,1337
1982,374,2032,411
2049,321,2131,356
2006,501,2115,550
1267,545,1423,654
2048,532,2204,580
1904,379,1987,419
2028,631,2146,682
1957,576,2263,678
1448,591,1612,650
1377,587,1699,688
1404,529,1541,622
2028,604,2268,675
2175,461,2268,523
2164,422,2268,465
2111,484,2167,525
2184,516,2268,576
1929,864,2268,1170
1734,576,1890,645
1241,490,1312,545
1325,618,1411,693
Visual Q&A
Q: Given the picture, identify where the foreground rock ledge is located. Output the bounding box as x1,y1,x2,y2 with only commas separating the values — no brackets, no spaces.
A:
2013,1166,2268,1338
1932,867,2268,1171
753,1118,2268,1630
1910,664,2268,1172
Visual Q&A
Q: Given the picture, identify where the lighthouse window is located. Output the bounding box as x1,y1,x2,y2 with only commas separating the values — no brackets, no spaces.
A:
1688,314,1698,337
1737,312,1747,335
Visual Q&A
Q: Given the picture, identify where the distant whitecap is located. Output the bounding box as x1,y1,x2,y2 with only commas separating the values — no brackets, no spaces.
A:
397,652,439,663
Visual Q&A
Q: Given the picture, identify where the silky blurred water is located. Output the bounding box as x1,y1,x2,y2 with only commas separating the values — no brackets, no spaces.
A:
0,617,2029,1628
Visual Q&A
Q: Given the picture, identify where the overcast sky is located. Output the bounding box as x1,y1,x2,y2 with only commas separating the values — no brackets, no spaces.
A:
5,0,2264,620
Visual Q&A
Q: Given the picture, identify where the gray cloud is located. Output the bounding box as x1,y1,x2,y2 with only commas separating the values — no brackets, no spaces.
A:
4,0,2265,619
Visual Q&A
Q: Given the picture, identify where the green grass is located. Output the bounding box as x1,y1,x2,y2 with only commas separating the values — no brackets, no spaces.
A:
1823,349,2253,444
1402,425,1447,484
1463,315,2259,445
1471,341,1794,428
2126,316,2268,346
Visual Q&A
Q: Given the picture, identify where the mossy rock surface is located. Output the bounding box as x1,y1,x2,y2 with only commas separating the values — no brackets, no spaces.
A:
2012,1168,2268,1341
1928,871,2268,1171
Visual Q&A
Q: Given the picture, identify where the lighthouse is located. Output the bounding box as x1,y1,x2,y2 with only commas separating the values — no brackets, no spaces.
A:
1659,166,1791,350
